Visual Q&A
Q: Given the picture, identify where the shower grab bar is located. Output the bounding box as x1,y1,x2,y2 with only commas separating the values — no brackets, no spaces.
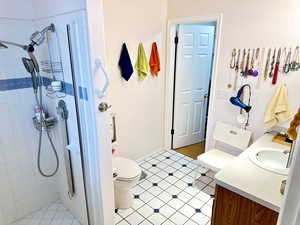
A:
57,100,76,198
94,58,109,99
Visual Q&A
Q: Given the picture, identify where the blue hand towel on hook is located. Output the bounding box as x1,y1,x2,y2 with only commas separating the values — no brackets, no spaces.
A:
118,43,134,81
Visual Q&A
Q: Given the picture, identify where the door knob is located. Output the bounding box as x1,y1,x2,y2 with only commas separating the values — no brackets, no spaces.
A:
98,102,111,112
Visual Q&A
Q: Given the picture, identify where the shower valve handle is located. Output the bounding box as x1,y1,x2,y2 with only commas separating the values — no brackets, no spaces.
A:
98,102,111,112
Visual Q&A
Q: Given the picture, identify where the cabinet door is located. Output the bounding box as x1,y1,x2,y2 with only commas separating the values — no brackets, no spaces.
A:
212,185,279,225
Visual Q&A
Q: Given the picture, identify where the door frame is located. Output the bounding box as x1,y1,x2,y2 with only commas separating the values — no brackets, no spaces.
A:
164,14,223,152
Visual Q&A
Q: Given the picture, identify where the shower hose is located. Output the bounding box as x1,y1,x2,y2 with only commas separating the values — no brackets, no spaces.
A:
34,73,59,177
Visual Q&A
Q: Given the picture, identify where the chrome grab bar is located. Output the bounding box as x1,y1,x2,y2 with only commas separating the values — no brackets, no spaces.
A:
57,100,75,198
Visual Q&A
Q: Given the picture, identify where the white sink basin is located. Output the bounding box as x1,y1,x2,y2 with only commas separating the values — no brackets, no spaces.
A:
249,148,289,175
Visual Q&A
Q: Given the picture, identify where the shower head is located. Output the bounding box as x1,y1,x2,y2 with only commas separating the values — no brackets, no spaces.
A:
0,42,8,49
30,24,55,47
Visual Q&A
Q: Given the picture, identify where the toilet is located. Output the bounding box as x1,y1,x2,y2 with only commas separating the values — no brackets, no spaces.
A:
113,157,142,209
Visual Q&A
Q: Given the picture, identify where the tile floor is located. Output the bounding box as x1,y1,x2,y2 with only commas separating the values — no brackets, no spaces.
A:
9,201,82,225
115,150,216,225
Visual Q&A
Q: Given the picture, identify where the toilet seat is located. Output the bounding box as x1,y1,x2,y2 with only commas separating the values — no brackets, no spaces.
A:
113,157,141,181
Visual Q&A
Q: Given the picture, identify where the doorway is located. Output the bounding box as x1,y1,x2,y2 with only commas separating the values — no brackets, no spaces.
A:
171,22,216,159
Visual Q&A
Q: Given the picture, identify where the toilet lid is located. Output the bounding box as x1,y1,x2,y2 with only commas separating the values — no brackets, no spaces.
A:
113,157,141,180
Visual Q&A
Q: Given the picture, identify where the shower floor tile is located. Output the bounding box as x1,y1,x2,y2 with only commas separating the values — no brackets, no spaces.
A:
115,150,215,225
10,201,82,225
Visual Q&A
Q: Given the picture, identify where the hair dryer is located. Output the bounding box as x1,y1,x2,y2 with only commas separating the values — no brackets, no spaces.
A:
230,84,252,113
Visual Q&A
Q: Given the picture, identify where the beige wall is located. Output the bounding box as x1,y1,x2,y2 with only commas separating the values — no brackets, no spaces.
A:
103,0,168,159
168,0,300,150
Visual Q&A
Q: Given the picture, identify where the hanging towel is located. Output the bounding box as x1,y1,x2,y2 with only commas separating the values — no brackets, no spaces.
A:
264,82,292,128
135,43,149,80
149,42,161,76
118,43,134,81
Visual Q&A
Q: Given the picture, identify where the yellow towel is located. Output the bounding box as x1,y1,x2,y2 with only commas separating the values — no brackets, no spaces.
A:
135,43,149,80
264,82,292,128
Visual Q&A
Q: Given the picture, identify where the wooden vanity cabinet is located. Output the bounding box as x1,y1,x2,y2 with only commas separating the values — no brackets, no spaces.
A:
211,185,279,225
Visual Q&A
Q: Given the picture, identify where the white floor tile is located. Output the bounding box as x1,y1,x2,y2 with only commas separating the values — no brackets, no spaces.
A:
147,175,163,184
194,180,207,190
191,213,210,225
139,219,153,225
181,175,194,184
131,199,145,210
140,162,153,170
147,213,167,224
147,166,161,174
169,212,189,224
157,191,173,203
165,185,181,195
195,191,211,203
147,158,160,165
132,185,145,195
156,170,169,179
147,198,165,209
163,166,177,174
174,180,188,190
202,186,215,196
117,208,134,218
156,162,168,170
173,170,186,179
139,180,153,190
184,219,199,225
167,199,185,210
177,191,193,203
164,176,179,184
147,186,164,196
184,187,200,196
139,191,155,203
179,204,195,218
201,204,213,217
115,213,123,224
188,198,206,209
125,212,144,225
170,162,182,169
137,204,154,218
157,179,171,190
159,204,176,218
197,176,213,184
117,219,130,225
161,220,176,225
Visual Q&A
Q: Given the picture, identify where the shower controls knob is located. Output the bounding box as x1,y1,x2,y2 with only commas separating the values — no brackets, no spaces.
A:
98,102,111,112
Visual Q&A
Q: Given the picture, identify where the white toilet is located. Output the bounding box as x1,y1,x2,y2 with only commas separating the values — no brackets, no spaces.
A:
113,157,142,209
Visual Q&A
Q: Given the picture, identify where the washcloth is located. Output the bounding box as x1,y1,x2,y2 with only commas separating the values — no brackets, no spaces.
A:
264,82,292,128
135,43,149,80
118,43,134,81
149,42,160,76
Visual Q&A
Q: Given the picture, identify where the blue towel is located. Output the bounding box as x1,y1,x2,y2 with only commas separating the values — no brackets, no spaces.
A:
118,43,134,81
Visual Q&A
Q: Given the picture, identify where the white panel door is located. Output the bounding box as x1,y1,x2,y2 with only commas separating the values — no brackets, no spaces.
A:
173,24,215,149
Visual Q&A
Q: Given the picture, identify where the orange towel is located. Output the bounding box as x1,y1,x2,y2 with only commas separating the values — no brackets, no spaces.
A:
149,42,160,76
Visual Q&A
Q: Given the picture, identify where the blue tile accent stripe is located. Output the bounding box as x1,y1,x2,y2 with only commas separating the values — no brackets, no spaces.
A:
0,77,88,101
0,77,33,91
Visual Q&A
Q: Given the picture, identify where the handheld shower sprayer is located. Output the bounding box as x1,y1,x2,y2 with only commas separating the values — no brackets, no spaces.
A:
22,58,38,94
0,24,59,178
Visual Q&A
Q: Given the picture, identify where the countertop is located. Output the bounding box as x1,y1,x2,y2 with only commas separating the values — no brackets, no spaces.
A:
215,134,289,212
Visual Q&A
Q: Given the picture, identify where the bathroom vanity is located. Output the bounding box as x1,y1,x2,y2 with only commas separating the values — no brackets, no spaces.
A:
212,134,289,225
